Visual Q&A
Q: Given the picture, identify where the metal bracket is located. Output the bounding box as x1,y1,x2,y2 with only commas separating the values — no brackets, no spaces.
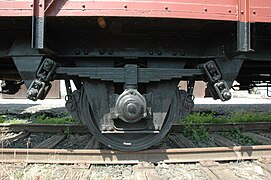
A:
124,64,138,89
32,0,45,49
203,61,232,101
36,58,57,81
26,58,56,101
237,0,251,52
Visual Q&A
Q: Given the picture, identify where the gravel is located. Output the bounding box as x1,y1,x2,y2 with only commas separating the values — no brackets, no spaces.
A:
226,161,271,180
1,161,269,180
155,163,209,180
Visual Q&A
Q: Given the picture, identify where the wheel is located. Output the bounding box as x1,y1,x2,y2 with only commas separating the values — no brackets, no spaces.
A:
78,80,182,151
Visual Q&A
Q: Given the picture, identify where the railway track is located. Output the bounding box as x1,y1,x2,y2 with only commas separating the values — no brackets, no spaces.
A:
0,123,271,161
0,123,271,179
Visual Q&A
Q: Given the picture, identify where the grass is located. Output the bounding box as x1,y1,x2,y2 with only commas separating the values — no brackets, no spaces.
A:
0,114,78,124
182,125,209,142
180,111,271,124
1,109,270,125
0,115,28,124
221,128,258,146
30,115,78,124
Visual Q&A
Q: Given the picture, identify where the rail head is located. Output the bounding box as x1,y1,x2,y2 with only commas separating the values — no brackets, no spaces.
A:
1,145,271,164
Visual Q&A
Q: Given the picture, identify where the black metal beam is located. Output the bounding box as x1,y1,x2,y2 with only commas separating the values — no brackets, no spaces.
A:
31,0,45,49
56,67,204,83
237,22,251,52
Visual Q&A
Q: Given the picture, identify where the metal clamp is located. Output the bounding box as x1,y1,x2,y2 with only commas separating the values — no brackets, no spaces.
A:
26,79,46,101
203,61,221,82
202,61,231,101
36,58,57,81
26,58,56,101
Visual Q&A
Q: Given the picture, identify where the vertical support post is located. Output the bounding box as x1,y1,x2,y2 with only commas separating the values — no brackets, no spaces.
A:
237,0,251,52
32,0,45,49
124,64,138,89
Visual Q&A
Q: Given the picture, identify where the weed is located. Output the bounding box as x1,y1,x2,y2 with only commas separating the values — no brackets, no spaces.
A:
64,127,71,135
0,113,78,125
180,111,271,124
30,115,78,124
182,125,209,142
221,128,257,146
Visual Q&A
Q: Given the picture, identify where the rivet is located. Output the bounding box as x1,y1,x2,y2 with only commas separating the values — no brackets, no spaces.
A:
124,4,127,9
99,50,105,55
253,10,256,15
241,10,244,15
39,3,42,7
165,6,168,11
173,51,177,56
75,50,80,55
149,51,153,55
83,50,89,55
204,7,207,12
108,50,113,55
228,9,231,13
30,3,33,7
157,51,162,55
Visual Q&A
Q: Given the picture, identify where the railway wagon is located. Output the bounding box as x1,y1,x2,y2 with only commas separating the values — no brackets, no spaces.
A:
0,0,271,151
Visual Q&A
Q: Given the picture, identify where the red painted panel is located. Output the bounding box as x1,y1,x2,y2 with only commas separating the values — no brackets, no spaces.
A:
250,0,271,23
0,0,270,23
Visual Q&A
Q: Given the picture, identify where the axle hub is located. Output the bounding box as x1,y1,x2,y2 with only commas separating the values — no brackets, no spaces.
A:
115,89,147,123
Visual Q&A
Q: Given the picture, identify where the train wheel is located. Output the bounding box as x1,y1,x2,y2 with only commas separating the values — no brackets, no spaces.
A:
78,80,183,151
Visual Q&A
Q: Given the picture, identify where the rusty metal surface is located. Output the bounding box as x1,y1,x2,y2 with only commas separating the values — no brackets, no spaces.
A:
0,0,270,23
0,145,271,164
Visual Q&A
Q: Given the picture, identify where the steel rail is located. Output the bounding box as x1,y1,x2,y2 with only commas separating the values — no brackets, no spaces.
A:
0,122,270,133
0,145,271,164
